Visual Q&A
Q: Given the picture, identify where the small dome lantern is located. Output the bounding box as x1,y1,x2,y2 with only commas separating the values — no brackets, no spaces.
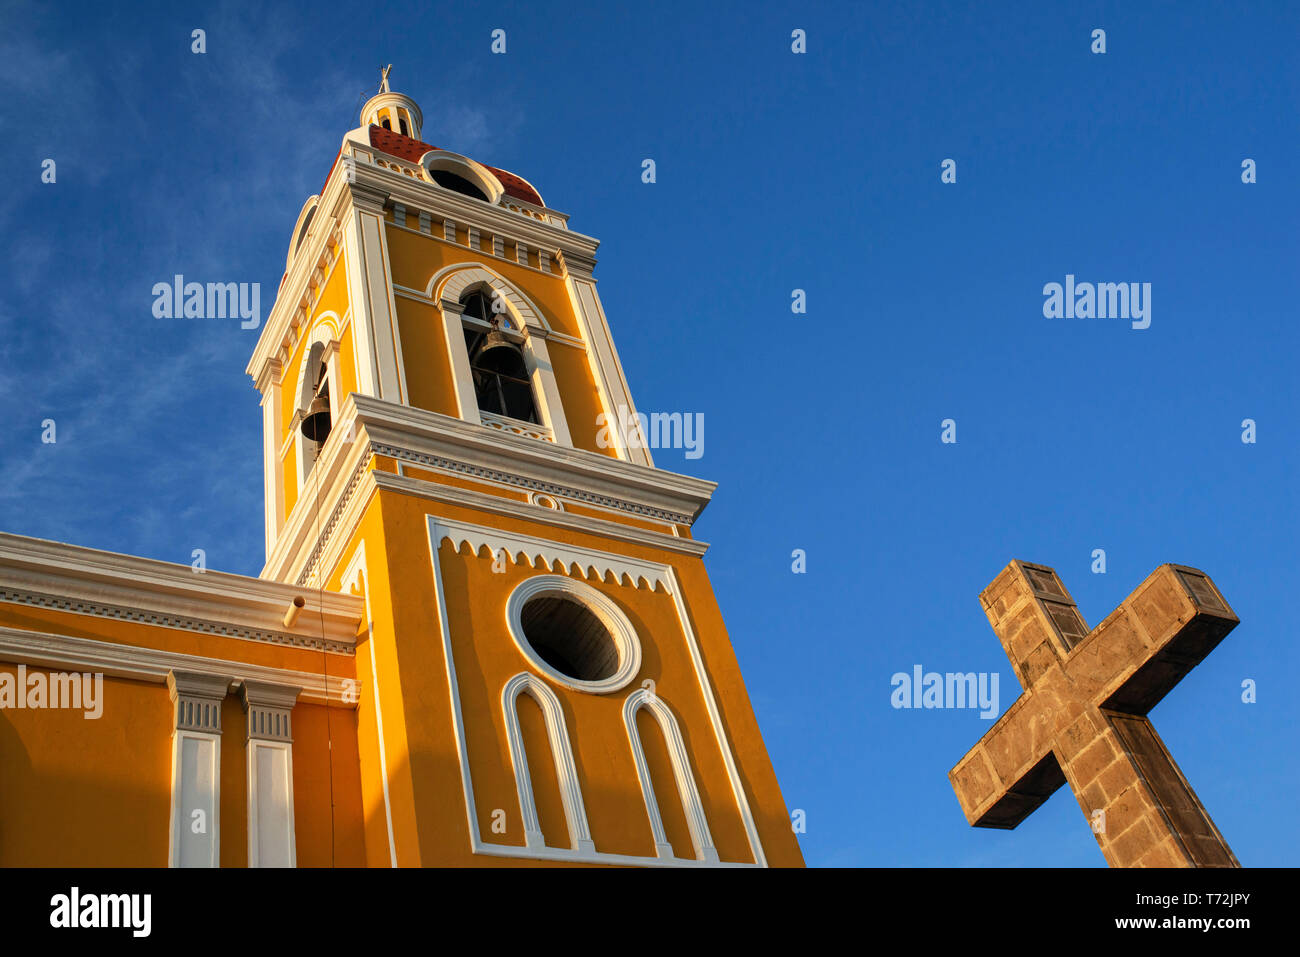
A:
360,65,423,139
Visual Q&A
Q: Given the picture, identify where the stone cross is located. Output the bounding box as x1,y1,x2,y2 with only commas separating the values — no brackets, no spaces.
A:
380,64,393,93
949,560,1240,867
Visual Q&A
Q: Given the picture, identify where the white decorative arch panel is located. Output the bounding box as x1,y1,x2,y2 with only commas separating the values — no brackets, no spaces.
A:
623,688,719,863
501,672,595,853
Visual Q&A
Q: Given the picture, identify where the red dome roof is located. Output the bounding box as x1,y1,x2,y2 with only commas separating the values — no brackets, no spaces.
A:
368,126,544,207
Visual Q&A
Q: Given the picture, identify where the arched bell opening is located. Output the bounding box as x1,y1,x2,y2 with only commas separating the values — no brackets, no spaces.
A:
300,359,332,446
460,289,538,424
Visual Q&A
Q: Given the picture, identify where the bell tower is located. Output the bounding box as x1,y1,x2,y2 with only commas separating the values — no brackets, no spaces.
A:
245,69,804,866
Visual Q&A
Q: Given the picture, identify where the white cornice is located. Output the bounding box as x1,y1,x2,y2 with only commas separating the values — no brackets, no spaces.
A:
353,160,596,261
378,470,707,557
0,532,362,654
263,392,715,585
0,625,357,705
352,394,715,525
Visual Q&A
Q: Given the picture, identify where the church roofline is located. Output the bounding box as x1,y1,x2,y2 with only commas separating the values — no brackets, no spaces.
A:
0,531,364,654
367,125,545,207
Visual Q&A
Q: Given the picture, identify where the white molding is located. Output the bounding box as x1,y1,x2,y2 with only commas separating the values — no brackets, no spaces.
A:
429,264,553,336
504,575,642,694
374,470,703,557
341,544,398,866
264,390,718,586
426,515,486,853
358,200,407,403
524,335,572,447
0,624,358,705
424,514,766,867
623,688,719,863
0,533,362,655
350,394,714,524
500,672,596,852
479,410,556,444
261,400,374,586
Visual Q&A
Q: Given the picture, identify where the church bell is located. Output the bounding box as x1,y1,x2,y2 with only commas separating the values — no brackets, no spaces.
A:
300,382,332,444
470,322,522,365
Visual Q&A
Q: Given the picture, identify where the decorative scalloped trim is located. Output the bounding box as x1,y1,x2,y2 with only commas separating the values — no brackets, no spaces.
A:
432,523,668,592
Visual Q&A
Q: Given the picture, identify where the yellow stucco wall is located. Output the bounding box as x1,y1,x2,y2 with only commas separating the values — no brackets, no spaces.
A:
0,670,170,866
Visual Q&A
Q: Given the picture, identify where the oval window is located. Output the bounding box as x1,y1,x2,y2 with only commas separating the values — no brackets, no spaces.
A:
506,576,641,694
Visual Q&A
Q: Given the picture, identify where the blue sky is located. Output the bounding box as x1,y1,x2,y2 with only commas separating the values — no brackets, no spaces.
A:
1,0,1296,866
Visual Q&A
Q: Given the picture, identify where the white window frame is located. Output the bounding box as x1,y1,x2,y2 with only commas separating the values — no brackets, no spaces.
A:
435,268,571,446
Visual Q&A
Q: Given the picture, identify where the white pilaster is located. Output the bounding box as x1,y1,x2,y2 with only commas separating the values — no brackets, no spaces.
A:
526,336,571,446
439,301,477,420
564,274,654,466
259,360,283,559
241,681,301,868
341,186,406,404
167,670,230,868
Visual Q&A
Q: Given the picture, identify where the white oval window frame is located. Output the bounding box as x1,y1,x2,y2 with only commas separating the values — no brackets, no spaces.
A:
505,575,641,695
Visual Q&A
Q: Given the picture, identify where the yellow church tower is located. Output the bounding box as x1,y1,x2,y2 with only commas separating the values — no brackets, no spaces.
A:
244,69,805,867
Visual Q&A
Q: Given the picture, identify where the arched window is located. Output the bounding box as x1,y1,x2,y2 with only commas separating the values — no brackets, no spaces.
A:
380,116,391,130
293,326,340,495
294,206,316,255
398,115,410,136
461,290,538,424
432,170,489,202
